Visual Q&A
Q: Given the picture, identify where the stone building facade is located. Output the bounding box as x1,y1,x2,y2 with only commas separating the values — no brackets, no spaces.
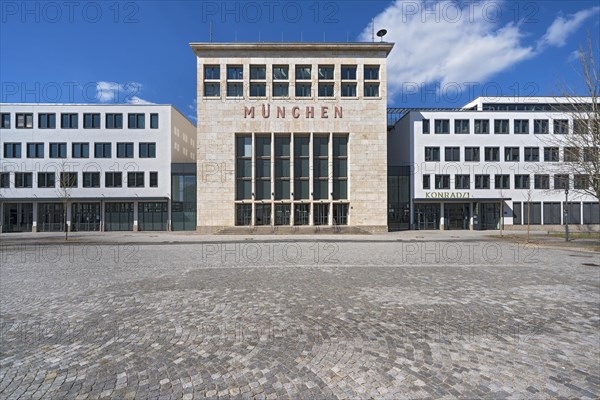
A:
191,43,394,233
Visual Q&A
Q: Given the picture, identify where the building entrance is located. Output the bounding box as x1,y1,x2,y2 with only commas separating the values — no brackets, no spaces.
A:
72,203,101,231
38,203,65,232
444,203,470,230
2,203,33,232
476,203,500,230
414,203,440,230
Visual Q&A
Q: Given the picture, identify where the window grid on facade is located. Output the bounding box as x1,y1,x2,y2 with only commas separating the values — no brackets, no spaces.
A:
15,172,33,188
127,172,144,188
313,136,329,200
475,175,490,189
504,147,519,162
106,113,123,129
422,119,430,134
4,143,21,158
72,143,89,158
515,174,530,189
544,147,559,162
83,172,100,188
464,147,479,162
150,113,159,129
61,113,78,129
274,135,290,200
524,147,539,162
16,113,33,129
38,113,56,129
434,119,449,134
0,172,9,188
574,175,589,189
255,136,271,200
139,142,156,158
423,174,430,189
128,113,145,129
533,119,548,134
94,143,111,158
435,175,450,189
564,147,580,162
0,113,10,128
27,143,44,158
249,65,266,98
474,119,489,134
83,113,101,129
424,147,439,161
341,65,356,80
534,174,549,189
60,172,77,188
514,119,529,134
444,147,460,162
553,119,568,134
454,119,470,134
484,147,499,162
236,136,252,201
333,135,348,200
50,143,67,158
494,119,509,134
150,172,158,187
294,136,310,200
455,174,470,189
117,142,134,158
495,175,510,189
105,172,122,188
554,174,569,190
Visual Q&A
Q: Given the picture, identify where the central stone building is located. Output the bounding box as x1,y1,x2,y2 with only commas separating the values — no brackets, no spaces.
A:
190,42,394,233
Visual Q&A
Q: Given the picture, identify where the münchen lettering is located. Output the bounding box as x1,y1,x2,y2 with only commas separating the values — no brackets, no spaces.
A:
244,104,343,119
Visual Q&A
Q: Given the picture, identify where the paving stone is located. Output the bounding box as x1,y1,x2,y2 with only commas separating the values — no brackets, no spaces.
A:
1,238,598,399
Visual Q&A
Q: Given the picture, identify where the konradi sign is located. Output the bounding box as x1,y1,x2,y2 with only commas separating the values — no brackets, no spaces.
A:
424,192,471,199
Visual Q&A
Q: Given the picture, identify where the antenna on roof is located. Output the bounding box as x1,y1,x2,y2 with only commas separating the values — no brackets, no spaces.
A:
372,18,374,42
210,20,213,43
377,29,387,42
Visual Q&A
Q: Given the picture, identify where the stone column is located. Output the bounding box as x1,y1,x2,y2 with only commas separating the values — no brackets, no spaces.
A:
32,202,38,233
133,201,139,232
439,203,445,230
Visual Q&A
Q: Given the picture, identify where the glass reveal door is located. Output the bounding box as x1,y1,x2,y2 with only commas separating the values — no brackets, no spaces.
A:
444,203,470,230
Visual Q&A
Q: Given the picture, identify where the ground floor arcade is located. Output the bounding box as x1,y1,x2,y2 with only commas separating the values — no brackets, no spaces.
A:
0,199,196,233
412,199,600,230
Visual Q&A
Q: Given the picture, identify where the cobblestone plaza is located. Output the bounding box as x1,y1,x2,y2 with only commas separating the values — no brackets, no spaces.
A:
0,232,598,399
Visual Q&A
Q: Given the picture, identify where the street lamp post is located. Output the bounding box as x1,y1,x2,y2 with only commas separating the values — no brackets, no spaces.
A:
565,189,569,242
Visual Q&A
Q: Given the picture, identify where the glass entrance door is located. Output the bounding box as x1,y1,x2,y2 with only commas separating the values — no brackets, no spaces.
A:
444,203,470,230
2,203,33,232
414,203,440,230
72,203,101,231
477,203,500,230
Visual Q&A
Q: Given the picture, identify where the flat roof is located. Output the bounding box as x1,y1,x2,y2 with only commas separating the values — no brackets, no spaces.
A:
190,42,394,55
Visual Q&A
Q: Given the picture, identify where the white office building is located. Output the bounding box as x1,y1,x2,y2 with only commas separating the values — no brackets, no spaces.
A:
389,97,599,230
0,104,196,232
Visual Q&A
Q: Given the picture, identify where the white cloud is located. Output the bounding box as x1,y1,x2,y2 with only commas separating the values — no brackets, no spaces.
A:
539,6,599,48
95,81,149,104
187,99,198,124
360,1,535,99
361,1,599,101
127,96,155,105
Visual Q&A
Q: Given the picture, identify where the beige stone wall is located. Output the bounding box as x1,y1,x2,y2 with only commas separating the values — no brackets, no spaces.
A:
170,107,197,163
193,44,393,232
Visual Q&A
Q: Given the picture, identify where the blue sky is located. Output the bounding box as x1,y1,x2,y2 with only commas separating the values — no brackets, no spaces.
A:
1,0,599,122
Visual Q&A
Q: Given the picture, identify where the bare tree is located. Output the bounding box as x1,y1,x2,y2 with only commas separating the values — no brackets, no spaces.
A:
56,160,76,240
551,32,600,201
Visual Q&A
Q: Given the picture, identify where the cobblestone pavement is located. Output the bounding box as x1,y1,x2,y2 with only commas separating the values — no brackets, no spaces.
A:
1,236,599,399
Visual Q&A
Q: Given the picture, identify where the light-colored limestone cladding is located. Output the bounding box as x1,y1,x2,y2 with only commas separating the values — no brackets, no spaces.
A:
191,43,394,232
